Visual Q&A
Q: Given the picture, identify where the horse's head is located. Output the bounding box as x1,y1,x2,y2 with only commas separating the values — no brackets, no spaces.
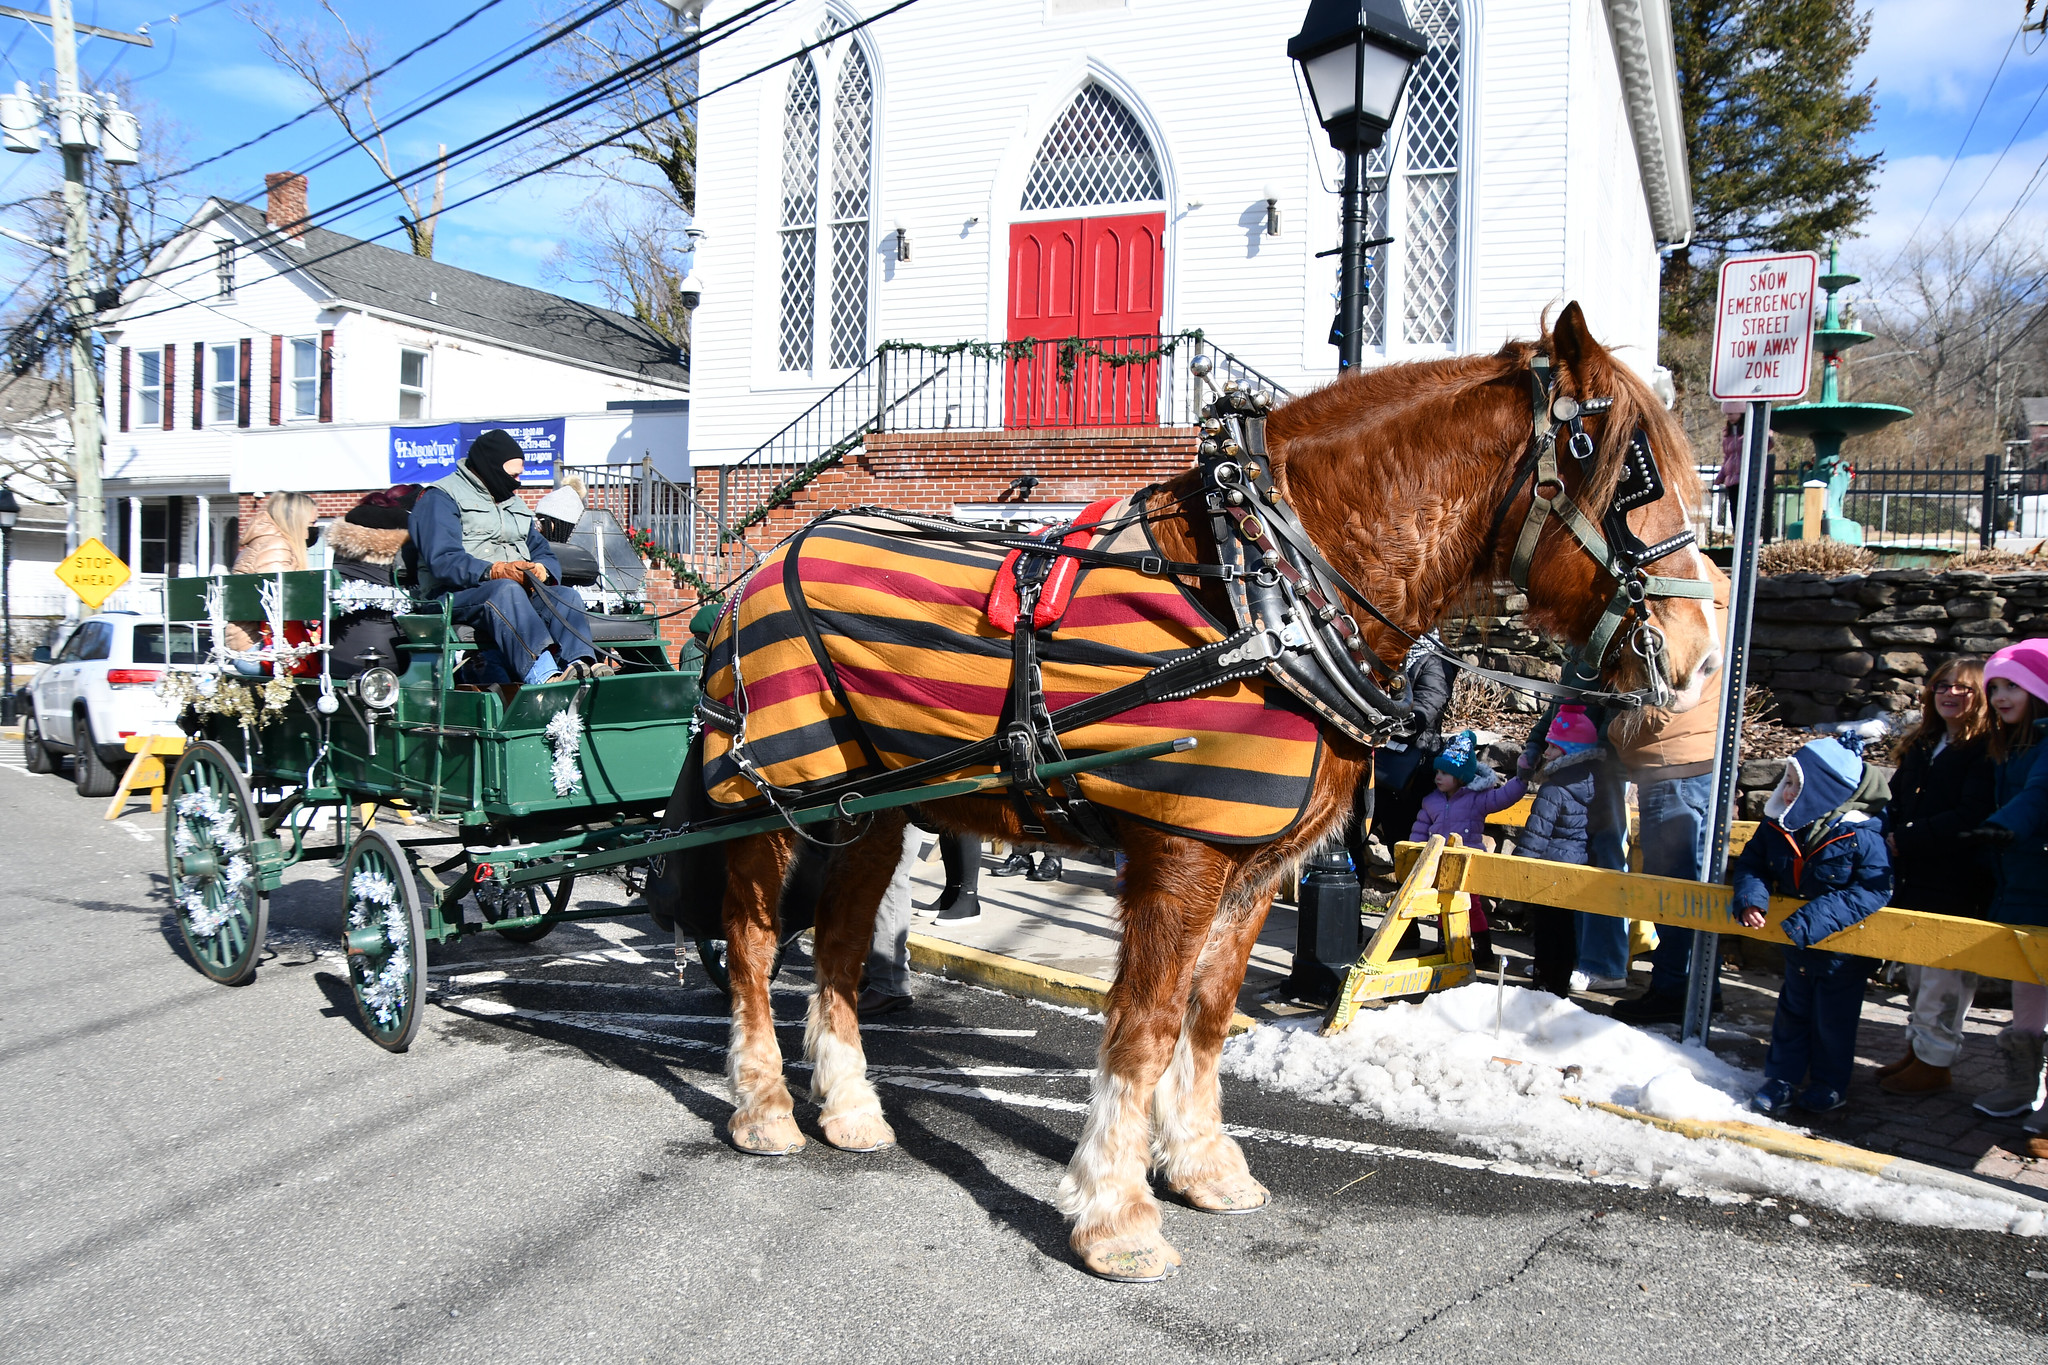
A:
1502,303,1723,713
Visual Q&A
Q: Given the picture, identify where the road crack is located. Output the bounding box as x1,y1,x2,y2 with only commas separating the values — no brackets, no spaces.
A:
1346,1215,1592,1360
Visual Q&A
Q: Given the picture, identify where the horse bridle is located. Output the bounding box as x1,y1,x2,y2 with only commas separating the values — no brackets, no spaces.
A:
1490,357,1714,709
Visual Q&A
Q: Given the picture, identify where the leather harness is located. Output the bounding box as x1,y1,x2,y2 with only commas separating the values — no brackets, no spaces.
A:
701,362,1713,845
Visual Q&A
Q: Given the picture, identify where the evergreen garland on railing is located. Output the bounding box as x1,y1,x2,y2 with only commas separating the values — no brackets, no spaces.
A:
879,329,1205,382
625,524,720,597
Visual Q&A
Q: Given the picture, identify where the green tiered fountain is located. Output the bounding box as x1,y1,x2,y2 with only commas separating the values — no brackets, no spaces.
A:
1769,244,1914,544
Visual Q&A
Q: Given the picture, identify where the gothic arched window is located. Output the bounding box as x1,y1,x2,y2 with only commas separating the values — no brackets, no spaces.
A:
1021,83,1164,212
1361,0,1462,351
778,36,874,373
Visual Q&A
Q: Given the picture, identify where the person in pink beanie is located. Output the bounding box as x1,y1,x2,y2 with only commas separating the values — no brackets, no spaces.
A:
1512,705,1614,996
1960,639,2048,1154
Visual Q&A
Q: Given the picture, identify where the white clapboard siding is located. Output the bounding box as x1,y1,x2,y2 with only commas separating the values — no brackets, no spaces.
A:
690,0,1671,467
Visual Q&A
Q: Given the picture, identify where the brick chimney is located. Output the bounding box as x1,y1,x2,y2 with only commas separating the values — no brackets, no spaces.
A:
265,172,309,240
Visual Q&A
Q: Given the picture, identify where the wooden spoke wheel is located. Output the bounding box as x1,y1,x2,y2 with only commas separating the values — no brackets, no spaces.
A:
342,827,428,1052
165,740,270,986
478,873,576,944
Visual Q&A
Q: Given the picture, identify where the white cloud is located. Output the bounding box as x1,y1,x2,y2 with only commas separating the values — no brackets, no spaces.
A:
1854,1,2033,112
1855,129,2048,279
197,63,316,114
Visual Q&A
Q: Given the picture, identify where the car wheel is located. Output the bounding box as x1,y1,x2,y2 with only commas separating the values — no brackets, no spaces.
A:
23,711,55,774
73,712,119,798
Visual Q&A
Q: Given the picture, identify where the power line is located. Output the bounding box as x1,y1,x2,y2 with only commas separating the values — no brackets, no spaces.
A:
103,0,920,335
1935,71,2048,241
132,0,527,188
1881,20,2023,275
106,0,785,303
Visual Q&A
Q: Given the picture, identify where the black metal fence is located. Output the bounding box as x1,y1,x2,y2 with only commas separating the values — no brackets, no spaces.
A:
1697,454,2014,553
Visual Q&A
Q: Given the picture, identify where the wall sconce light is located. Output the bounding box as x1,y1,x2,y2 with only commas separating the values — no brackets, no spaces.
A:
894,218,911,262
1006,473,1040,501
1263,183,1281,236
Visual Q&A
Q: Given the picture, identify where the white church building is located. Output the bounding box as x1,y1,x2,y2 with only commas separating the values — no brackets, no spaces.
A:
685,0,1690,506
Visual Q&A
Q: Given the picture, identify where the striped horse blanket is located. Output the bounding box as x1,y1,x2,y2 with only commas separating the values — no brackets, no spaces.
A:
698,497,1324,843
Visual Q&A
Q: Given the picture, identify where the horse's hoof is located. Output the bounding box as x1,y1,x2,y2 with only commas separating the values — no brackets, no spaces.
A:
1172,1174,1270,1214
1077,1234,1183,1283
820,1111,896,1152
729,1115,806,1155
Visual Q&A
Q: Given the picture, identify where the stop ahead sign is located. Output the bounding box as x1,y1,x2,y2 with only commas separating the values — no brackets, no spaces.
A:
54,537,132,609
1709,250,1820,403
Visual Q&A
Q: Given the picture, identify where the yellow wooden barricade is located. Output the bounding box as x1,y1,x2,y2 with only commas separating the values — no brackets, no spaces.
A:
1324,839,2048,1033
105,734,186,820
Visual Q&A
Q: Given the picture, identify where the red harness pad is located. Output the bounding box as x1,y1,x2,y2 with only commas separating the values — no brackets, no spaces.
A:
986,496,1121,633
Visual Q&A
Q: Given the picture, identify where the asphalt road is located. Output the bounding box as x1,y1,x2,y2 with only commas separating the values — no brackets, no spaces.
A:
4,758,2046,1363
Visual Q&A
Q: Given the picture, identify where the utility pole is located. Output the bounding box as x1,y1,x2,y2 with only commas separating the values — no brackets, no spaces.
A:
0,2,149,546
51,0,99,544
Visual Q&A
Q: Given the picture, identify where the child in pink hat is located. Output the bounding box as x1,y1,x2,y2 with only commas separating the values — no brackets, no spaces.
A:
1964,639,2048,1151
1514,706,1613,995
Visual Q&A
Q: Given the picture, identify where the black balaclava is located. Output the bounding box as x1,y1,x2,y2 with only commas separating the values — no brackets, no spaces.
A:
464,429,526,504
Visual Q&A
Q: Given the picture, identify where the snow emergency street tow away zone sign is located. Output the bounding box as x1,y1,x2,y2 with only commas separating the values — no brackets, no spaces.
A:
54,538,132,609
1709,250,1820,403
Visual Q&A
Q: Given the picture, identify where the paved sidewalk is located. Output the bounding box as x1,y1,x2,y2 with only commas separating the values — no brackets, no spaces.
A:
909,841,2048,1200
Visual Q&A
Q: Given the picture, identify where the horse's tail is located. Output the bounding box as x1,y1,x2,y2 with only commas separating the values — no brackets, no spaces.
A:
645,727,727,940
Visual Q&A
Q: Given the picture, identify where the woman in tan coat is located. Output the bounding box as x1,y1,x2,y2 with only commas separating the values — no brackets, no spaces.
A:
224,492,318,658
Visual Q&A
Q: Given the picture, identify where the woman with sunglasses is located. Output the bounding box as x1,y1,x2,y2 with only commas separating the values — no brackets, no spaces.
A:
1875,658,1995,1095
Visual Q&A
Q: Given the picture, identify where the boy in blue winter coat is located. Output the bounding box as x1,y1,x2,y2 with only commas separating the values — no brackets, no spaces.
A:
1732,737,1893,1117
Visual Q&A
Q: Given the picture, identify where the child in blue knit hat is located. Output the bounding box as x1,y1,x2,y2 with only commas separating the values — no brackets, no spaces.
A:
1732,736,1892,1117
1410,730,1531,969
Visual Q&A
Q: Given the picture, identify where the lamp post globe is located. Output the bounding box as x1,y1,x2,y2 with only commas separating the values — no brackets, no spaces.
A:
1289,0,1427,373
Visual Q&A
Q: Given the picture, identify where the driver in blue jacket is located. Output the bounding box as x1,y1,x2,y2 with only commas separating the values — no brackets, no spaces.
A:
1731,736,1892,1117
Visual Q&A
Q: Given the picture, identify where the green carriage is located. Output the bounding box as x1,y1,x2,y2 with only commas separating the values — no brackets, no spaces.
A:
159,567,700,1050
157,568,1185,1052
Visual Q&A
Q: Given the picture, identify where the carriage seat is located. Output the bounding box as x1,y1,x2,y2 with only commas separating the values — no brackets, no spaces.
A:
448,613,659,645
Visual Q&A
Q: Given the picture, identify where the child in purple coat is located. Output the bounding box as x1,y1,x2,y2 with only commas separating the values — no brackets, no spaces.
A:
1409,730,1530,969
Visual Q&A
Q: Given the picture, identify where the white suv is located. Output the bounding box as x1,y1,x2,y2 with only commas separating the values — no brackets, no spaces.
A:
23,613,201,797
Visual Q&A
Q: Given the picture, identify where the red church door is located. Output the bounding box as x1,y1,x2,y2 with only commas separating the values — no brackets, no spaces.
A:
1006,212,1164,427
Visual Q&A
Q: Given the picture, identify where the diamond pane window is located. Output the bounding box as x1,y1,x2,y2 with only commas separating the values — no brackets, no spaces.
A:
1021,84,1164,212
827,45,873,368
778,60,822,372
1355,0,1462,352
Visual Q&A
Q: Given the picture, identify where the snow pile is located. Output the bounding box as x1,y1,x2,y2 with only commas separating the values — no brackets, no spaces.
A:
1223,982,2045,1236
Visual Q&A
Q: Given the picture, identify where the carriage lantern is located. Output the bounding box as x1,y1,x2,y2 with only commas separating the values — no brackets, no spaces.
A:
1289,0,1427,373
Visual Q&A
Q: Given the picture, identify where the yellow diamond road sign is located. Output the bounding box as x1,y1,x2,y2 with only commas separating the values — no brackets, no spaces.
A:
55,537,132,609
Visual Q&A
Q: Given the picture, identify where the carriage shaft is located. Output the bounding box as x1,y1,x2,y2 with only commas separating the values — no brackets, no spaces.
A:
485,737,1196,888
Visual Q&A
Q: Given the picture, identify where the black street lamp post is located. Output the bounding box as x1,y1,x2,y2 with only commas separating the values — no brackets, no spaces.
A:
1290,0,1427,373
0,484,17,727
1282,3,1425,1006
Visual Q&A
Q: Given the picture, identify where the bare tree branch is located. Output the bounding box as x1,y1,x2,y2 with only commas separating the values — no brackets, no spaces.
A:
238,0,448,257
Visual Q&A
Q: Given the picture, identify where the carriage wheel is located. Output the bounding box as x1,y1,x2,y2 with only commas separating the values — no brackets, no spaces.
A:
165,740,270,986
486,874,576,944
342,827,427,1052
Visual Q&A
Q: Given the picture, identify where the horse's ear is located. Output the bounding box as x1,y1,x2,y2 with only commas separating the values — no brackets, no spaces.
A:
1551,301,1603,382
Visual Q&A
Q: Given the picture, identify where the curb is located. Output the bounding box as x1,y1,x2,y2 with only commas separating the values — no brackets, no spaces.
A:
906,931,1259,1035
1583,1099,2048,1214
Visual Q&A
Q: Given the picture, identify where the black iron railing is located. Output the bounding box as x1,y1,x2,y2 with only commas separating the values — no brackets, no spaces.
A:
1697,454,2016,552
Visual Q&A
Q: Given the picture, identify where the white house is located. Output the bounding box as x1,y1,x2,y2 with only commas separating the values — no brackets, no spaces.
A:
94,174,692,596
686,0,1689,476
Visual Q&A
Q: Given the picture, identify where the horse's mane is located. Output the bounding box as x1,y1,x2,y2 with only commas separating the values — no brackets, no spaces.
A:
1256,318,1700,637
1264,324,1700,521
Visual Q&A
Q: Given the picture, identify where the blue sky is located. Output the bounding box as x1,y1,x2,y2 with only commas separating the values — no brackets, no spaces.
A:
0,0,2041,307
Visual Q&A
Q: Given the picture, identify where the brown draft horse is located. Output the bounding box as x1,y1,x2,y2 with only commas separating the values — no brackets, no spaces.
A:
707,303,1723,1282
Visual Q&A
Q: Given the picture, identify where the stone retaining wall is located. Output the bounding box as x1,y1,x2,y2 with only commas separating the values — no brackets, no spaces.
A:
1751,569,2048,726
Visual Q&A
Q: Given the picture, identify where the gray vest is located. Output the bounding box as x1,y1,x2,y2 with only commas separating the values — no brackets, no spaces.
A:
418,463,535,599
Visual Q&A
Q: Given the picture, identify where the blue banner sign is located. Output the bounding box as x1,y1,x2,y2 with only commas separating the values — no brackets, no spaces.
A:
388,423,462,483
388,418,565,486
